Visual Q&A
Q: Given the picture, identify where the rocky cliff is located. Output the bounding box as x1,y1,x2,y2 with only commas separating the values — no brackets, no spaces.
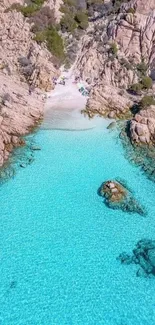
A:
75,0,155,144
130,106,155,144
0,0,60,167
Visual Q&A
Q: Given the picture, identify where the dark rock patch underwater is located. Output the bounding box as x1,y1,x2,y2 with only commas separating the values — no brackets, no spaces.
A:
0,134,40,185
117,239,155,277
120,123,155,183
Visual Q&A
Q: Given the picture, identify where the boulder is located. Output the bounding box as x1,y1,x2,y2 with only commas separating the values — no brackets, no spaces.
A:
130,106,155,145
85,84,133,119
98,179,146,216
107,121,116,129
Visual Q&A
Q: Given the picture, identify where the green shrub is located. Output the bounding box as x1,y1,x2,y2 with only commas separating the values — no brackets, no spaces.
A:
60,13,77,32
6,0,45,16
75,10,88,29
120,58,133,70
129,83,143,94
20,5,39,16
34,30,46,42
127,7,135,14
34,27,65,61
87,0,104,5
110,42,118,55
63,0,76,6
141,76,153,89
136,61,148,77
46,28,65,60
31,0,45,5
140,96,155,109
60,5,70,14
130,76,153,94
60,0,89,33
30,7,56,33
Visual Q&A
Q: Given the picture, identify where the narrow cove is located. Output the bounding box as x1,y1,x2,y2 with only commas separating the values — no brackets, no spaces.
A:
1,124,155,325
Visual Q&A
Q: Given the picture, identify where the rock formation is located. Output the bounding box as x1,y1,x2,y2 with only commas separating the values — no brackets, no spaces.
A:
130,106,155,144
0,0,60,167
77,0,155,88
0,4,58,90
85,84,133,119
117,239,155,277
98,180,145,215
75,0,155,143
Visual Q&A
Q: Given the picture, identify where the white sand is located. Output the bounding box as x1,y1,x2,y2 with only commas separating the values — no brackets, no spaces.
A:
42,70,98,130
42,69,112,131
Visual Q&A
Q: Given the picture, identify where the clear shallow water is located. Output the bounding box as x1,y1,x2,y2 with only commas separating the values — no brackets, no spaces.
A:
1,125,155,325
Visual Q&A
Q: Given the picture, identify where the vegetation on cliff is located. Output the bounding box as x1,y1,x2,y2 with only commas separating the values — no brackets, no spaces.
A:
60,0,88,33
6,0,65,63
129,77,153,94
140,96,155,109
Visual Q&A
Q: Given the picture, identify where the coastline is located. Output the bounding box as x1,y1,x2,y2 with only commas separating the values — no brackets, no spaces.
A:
0,73,44,168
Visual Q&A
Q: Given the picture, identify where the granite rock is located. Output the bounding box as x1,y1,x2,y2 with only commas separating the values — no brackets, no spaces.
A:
98,179,146,216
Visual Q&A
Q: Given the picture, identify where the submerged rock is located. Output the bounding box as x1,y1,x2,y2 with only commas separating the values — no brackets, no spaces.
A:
10,280,17,289
117,239,155,277
107,121,116,129
120,123,155,182
20,163,26,168
98,180,146,216
31,146,41,151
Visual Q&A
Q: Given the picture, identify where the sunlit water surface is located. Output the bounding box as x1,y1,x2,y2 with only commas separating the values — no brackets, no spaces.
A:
1,122,155,325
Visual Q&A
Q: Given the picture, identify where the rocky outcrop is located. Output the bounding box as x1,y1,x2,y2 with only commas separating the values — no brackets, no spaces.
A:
0,0,60,168
0,73,43,167
117,239,155,277
76,0,155,118
85,84,133,119
130,106,155,144
98,180,145,215
0,8,58,91
120,124,155,182
44,0,62,22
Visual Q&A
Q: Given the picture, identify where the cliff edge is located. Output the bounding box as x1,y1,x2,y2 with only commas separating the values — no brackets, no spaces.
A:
76,0,155,144
0,0,60,167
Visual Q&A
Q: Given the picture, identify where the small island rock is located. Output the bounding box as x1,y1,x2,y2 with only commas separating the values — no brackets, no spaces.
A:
98,180,145,216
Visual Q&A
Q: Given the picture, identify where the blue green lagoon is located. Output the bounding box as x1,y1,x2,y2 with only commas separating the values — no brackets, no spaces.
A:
1,123,155,324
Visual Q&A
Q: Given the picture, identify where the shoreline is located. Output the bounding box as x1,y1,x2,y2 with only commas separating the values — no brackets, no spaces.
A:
42,70,98,131
0,73,44,169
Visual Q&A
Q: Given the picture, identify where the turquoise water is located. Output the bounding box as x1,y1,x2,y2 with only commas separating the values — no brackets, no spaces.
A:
1,125,155,325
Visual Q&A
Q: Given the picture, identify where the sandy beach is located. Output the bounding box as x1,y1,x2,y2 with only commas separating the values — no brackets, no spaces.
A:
42,70,102,130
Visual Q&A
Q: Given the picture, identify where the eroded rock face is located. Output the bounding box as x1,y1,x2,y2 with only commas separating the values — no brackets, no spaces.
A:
130,106,155,144
0,9,58,91
98,180,145,215
85,84,133,119
76,0,155,118
117,239,155,277
0,0,60,168
0,73,43,167
120,123,155,182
